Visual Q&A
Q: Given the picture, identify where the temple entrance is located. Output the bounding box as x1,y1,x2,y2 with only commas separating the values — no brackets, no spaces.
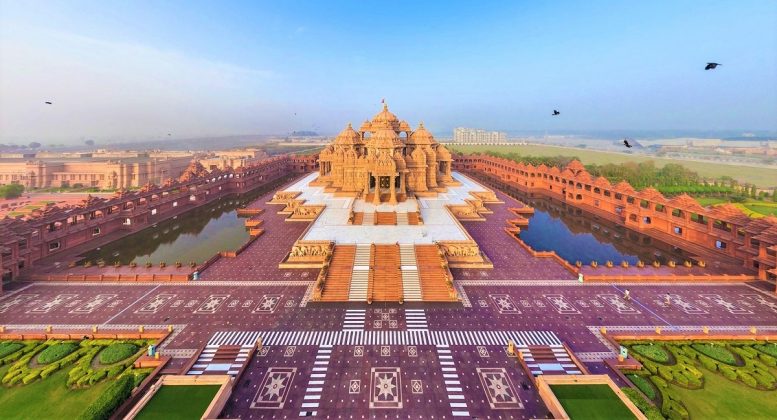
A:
370,175,376,190
379,176,390,189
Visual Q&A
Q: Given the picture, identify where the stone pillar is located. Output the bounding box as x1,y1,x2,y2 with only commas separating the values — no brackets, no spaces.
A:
389,176,397,205
399,173,406,195
373,176,381,205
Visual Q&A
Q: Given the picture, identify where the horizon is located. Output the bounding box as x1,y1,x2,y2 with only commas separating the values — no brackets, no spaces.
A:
1,1,776,144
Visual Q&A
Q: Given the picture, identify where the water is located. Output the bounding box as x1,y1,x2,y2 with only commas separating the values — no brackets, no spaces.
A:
516,197,686,265
80,177,290,265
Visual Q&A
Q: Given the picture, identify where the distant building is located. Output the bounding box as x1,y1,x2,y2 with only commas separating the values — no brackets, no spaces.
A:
452,127,507,144
0,148,270,190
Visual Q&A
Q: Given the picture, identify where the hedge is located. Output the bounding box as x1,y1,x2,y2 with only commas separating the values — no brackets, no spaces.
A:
76,374,134,420
621,387,665,420
38,342,79,364
754,343,777,358
632,344,671,363
0,342,24,358
99,343,139,365
627,374,657,400
691,343,737,365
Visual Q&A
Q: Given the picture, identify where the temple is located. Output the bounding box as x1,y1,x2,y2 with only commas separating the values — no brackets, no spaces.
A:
316,104,455,204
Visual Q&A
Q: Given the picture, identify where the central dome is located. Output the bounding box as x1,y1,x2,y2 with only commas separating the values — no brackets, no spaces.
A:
370,103,401,131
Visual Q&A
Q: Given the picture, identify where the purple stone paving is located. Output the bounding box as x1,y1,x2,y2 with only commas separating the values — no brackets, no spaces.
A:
2,178,777,419
453,189,577,281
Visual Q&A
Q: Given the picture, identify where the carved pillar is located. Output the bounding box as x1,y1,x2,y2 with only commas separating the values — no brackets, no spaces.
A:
389,175,397,205
399,172,406,195
373,176,381,205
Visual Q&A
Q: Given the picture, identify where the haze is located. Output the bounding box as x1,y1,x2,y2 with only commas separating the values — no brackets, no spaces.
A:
1,0,775,144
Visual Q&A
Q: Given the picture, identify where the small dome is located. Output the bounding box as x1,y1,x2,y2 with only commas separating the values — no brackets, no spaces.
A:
334,123,361,145
399,120,411,131
372,103,399,124
409,122,434,145
358,120,371,132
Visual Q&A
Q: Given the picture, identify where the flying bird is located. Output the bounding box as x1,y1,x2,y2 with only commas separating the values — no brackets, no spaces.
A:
44,101,52,105
552,110,560,116
705,62,721,70
623,139,633,148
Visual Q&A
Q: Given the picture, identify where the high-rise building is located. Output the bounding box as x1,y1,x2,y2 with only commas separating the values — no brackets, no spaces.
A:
453,127,507,144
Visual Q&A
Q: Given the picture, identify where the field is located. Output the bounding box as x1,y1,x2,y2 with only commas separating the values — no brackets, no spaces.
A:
0,366,111,419
672,366,777,419
621,340,777,420
135,384,221,420
447,144,777,188
549,384,637,420
0,339,153,419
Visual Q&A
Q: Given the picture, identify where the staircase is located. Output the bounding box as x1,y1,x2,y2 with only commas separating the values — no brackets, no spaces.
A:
415,245,455,301
362,212,375,225
372,245,402,301
376,212,396,225
399,244,422,301
407,212,421,225
396,212,409,225
348,244,371,301
320,245,355,301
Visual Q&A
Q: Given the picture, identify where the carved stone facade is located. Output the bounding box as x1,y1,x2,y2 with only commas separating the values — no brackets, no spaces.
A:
316,104,455,204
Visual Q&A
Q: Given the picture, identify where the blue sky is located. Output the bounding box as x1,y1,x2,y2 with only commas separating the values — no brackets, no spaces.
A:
1,0,775,143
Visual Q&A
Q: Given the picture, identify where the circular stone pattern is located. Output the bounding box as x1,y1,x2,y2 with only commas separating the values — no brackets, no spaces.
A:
99,343,140,365
37,342,79,365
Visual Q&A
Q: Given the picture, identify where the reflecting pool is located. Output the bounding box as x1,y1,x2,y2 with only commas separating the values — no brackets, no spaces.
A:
80,176,290,265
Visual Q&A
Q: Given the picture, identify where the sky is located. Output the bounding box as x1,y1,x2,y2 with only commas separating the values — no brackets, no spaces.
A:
0,0,775,144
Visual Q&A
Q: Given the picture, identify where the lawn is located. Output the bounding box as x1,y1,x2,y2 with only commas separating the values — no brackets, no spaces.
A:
0,366,111,419
672,366,777,419
549,384,637,420
135,384,221,420
448,144,777,188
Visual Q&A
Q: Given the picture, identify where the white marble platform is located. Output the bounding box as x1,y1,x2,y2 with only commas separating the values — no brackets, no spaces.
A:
281,172,491,244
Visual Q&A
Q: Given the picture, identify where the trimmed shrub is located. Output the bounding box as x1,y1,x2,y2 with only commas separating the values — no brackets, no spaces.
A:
0,342,24,358
106,364,125,378
632,344,671,363
642,359,659,375
738,371,758,388
38,342,79,364
756,352,777,367
76,374,134,420
719,364,738,381
98,343,139,365
697,354,718,372
627,374,657,400
650,375,668,389
658,366,674,382
754,343,777,358
621,387,665,420
691,343,737,365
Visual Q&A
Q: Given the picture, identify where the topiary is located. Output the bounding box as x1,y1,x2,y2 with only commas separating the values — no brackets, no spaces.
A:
37,342,79,364
98,343,139,365
621,387,665,420
76,374,134,420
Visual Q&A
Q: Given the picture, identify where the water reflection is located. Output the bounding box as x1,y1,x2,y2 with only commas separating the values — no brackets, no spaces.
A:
481,177,687,264
81,176,291,265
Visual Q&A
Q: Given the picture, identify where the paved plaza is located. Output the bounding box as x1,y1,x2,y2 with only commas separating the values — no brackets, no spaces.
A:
2,175,777,418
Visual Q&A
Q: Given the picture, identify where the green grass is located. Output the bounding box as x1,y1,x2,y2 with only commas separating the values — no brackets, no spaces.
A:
550,384,637,420
743,203,777,217
631,344,670,364
0,366,112,419
37,342,79,365
696,196,730,206
672,366,777,419
448,144,777,188
98,343,139,365
135,385,221,420
692,343,737,365
0,342,24,359
755,344,777,358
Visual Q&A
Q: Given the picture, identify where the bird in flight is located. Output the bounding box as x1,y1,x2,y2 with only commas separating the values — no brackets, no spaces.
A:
623,139,633,148
44,101,52,105
705,62,721,70
552,110,560,116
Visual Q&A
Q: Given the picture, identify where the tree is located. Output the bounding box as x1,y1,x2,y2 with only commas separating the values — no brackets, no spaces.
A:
0,184,25,199
28,142,41,148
